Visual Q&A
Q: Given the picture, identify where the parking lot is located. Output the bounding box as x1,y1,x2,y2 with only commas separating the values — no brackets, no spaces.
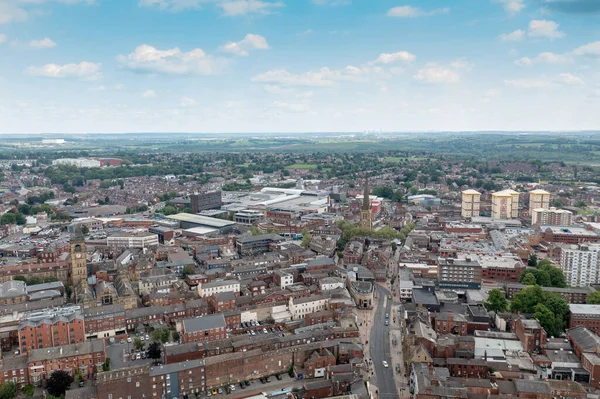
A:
105,339,157,370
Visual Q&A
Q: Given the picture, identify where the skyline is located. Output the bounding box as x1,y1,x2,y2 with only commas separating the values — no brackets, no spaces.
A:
0,0,599,134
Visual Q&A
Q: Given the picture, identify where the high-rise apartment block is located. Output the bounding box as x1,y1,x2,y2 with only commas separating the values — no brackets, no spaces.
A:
532,207,573,227
190,191,222,213
461,189,481,218
492,189,519,219
561,244,600,287
529,189,551,211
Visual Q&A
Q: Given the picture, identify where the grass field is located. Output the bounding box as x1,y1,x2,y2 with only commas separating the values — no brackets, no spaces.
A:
285,163,318,169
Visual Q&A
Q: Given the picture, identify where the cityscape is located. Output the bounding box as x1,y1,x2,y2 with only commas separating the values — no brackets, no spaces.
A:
2,1,600,399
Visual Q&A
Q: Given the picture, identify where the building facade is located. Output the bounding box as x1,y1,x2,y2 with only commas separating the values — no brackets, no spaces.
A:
461,189,481,218
190,191,222,213
492,190,519,219
561,244,600,287
532,207,573,226
529,189,551,211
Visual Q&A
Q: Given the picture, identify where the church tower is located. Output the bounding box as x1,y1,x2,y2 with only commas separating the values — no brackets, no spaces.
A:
70,224,87,288
360,179,372,230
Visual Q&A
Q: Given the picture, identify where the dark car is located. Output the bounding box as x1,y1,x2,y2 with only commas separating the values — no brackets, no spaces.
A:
240,382,246,389
245,381,250,387
275,374,282,381
265,377,271,383
260,378,266,384
79,380,85,388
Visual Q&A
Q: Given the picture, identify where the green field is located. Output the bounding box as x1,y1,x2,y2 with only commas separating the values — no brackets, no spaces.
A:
285,163,318,169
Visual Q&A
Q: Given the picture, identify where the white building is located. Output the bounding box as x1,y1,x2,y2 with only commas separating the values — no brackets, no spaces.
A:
532,207,573,226
529,189,551,211
198,280,240,298
107,232,159,249
461,189,481,218
318,277,345,291
561,244,600,287
52,158,101,168
276,270,294,289
492,189,519,219
288,295,329,320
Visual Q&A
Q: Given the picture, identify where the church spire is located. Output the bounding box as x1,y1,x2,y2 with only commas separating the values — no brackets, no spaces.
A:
363,178,370,211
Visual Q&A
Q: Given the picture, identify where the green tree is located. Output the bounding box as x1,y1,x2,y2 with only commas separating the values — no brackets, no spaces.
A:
0,213,16,225
65,285,73,299
251,226,262,236
172,330,180,343
15,213,26,225
102,358,111,372
520,271,537,286
535,269,551,287
588,291,600,304
150,328,170,344
182,265,195,275
81,225,90,235
533,304,556,336
134,337,145,351
0,381,16,399
511,285,544,313
301,228,312,248
528,254,538,267
484,289,508,313
46,370,74,397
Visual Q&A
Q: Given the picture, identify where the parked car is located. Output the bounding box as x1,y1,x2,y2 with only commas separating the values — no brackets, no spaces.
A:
79,380,85,387
240,382,246,389
207,391,212,397
120,339,125,344
211,389,217,395
263,328,268,334
127,337,132,343
141,352,147,359
130,354,136,361
229,384,235,391
217,387,223,394
136,353,141,360
140,336,145,341
382,361,389,368
275,374,282,381
145,334,149,341
245,381,250,387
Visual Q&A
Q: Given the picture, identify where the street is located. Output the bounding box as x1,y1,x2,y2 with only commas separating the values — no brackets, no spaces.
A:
369,284,398,399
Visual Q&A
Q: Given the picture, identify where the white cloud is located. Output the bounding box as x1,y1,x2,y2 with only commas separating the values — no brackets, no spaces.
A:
499,29,526,41
387,5,449,17
273,101,310,113
493,0,525,14
527,20,564,39
118,44,227,75
504,79,552,88
25,61,101,79
450,58,473,70
0,2,28,24
29,38,57,48
558,73,584,85
142,89,157,98
220,33,268,56
0,34,7,44
413,66,459,84
372,51,416,64
515,52,572,66
252,68,335,87
573,41,600,57
180,96,197,106
218,0,283,16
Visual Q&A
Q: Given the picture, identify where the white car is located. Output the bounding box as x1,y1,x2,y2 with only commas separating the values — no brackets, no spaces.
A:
382,361,389,368
140,336,145,341
127,337,132,343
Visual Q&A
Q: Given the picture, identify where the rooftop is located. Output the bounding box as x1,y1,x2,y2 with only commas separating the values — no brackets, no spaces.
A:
166,213,236,228
183,313,226,333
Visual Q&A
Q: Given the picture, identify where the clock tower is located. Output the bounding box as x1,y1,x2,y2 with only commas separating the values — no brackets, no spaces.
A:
360,179,373,230
70,225,87,287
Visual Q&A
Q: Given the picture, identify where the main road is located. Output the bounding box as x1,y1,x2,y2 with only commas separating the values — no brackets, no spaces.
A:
369,284,398,399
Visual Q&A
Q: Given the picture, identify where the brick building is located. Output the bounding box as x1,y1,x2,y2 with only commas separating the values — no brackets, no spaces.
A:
19,307,85,353
514,317,547,353
569,304,600,335
83,304,126,339
181,314,227,343
433,311,468,336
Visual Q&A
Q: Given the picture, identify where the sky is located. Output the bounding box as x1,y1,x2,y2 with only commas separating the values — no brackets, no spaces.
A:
0,0,599,134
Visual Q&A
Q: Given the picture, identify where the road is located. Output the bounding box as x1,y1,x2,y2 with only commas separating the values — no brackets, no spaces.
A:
369,284,398,399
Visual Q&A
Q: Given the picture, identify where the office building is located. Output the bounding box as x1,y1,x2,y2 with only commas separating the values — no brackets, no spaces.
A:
530,189,551,211
561,244,600,287
532,207,573,226
107,231,159,249
492,189,519,219
18,306,85,353
438,257,483,289
190,191,222,214
461,189,481,218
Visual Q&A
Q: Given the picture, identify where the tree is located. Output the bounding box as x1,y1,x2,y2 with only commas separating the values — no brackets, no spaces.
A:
546,267,567,288
172,330,180,343
0,213,16,225
392,190,404,203
182,265,195,275
301,228,312,248
81,225,89,235
251,226,263,236
134,337,145,351
65,285,73,299
0,381,16,399
528,254,538,267
588,291,600,304
102,358,111,372
484,289,508,313
46,370,74,397
150,328,170,344
148,341,162,360
533,303,556,336
520,272,537,286
511,285,544,313
15,213,26,225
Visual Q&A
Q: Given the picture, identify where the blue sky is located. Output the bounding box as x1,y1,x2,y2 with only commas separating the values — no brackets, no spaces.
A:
0,0,599,134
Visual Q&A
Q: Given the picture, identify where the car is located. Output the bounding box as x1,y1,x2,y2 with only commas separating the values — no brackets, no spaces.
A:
263,328,268,334
260,378,266,384
130,354,136,361
79,380,85,387
382,361,389,368
217,388,223,394
245,381,250,387
136,353,141,360
240,382,246,389
385,313,389,319
141,352,147,359
247,331,251,336
211,389,217,395
127,337,132,343
385,320,389,326
120,339,125,344
275,374,282,380
229,384,235,391
14,349,19,355
271,328,277,333
265,377,271,383
250,330,256,336
140,336,145,341
109,337,115,344
206,392,212,397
